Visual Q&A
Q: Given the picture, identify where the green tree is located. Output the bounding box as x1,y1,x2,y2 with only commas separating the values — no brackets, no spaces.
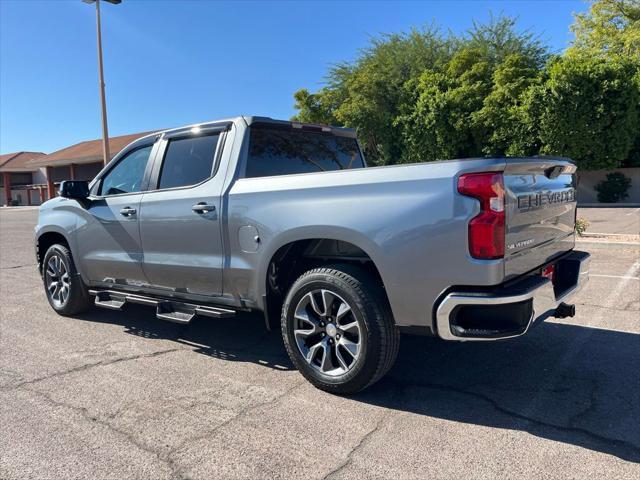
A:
472,53,543,156
395,18,548,163
292,17,546,165
292,87,341,125
536,55,639,170
395,48,492,163
569,0,640,58
291,6,639,169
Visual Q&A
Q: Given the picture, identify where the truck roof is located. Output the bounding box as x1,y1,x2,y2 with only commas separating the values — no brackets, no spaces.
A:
130,116,357,148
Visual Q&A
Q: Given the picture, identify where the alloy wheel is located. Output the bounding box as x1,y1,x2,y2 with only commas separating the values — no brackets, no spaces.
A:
45,254,71,308
293,289,362,376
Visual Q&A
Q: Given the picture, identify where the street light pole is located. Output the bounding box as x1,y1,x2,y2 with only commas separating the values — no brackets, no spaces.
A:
83,0,121,165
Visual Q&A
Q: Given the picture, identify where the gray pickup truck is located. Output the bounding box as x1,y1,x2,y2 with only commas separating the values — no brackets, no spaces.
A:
35,116,590,393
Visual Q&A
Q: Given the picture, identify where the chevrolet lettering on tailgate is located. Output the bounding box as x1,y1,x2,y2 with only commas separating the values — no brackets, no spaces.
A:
517,188,576,211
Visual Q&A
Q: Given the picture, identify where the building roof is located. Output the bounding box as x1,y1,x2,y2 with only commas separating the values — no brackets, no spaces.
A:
0,152,46,172
27,131,158,168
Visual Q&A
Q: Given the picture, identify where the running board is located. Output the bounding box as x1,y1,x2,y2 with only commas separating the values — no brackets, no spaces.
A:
89,289,236,324
94,291,125,310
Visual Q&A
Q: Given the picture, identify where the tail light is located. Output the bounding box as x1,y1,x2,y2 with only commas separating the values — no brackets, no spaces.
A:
457,172,505,259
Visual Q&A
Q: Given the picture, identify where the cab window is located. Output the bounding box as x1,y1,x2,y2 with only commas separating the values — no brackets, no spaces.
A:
99,145,153,196
157,134,220,190
245,127,364,178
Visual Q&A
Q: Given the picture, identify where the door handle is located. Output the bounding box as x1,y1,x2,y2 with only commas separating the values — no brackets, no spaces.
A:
192,202,216,213
119,207,137,217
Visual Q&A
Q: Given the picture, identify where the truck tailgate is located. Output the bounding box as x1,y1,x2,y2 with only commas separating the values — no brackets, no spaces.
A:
503,158,577,279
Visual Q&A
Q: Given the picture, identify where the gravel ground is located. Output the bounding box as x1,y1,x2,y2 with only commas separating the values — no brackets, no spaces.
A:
1,209,639,480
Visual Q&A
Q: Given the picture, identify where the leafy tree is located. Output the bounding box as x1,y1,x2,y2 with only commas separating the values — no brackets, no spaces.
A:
396,18,548,163
472,53,543,156
395,48,492,163
291,4,639,170
293,26,455,164
566,1,640,169
536,55,639,170
569,0,640,58
292,88,341,126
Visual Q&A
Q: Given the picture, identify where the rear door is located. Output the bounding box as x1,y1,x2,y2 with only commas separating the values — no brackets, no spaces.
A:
503,158,577,279
138,125,228,296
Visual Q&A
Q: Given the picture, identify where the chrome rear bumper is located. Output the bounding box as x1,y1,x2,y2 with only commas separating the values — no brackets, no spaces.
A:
436,250,590,341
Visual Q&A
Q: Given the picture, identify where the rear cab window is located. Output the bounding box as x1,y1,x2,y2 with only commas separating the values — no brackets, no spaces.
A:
158,134,220,189
245,126,365,178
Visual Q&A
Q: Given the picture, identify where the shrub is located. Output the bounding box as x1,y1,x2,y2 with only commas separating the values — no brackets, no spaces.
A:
594,172,632,203
575,217,590,236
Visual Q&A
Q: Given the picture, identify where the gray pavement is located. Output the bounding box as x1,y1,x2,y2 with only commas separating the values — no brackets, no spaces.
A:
1,209,639,479
577,207,640,235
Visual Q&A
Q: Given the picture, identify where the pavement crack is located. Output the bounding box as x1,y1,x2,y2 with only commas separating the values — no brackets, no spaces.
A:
21,384,179,478
0,263,36,270
322,412,389,480
165,380,305,479
2,347,187,391
394,379,640,462
567,378,600,429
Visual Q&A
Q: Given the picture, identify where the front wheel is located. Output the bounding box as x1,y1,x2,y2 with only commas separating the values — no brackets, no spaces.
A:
42,243,93,315
281,264,399,394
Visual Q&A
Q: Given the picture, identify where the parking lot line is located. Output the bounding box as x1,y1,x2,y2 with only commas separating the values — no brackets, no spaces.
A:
590,274,640,281
603,259,640,310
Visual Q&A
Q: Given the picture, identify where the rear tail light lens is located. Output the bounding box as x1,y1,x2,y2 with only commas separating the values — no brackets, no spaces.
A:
457,172,505,259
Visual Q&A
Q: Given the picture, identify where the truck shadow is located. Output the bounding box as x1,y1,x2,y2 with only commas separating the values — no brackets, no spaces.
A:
75,306,639,463
362,322,640,463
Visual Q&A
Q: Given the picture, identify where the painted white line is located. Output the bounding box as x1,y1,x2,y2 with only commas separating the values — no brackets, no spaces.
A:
625,208,640,215
604,258,640,309
522,257,640,417
591,274,640,281
549,320,640,335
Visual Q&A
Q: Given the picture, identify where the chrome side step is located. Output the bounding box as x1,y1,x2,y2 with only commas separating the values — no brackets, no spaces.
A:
94,291,125,310
89,289,236,324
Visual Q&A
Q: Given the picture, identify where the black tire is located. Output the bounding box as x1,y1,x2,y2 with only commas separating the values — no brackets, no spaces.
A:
42,243,93,316
281,264,400,394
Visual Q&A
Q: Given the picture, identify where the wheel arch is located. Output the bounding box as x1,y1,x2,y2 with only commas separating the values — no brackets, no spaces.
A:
258,227,392,325
36,231,69,272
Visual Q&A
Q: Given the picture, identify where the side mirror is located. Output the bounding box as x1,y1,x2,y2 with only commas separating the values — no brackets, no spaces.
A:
60,180,89,200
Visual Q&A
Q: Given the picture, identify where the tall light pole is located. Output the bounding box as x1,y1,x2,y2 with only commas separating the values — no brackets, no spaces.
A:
83,0,121,165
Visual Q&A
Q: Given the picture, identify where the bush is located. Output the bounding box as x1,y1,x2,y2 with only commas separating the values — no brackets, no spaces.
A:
575,217,590,236
595,172,632,203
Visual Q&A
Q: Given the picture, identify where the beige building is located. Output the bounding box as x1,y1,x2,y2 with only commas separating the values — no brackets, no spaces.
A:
1,131,155,206
0,152,46,206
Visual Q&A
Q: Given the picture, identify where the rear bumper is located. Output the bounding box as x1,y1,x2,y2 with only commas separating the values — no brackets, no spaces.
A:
436,250,590,341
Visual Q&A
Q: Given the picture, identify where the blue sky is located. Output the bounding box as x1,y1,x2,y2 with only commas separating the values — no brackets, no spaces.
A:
0,0,588,154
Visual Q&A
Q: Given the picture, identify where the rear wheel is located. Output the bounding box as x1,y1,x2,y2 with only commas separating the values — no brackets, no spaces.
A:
281,264,399,394
42,244,93,315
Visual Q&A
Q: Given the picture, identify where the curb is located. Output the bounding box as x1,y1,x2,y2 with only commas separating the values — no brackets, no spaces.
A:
576,239,640,249
581,232,640,240
578,204,640,208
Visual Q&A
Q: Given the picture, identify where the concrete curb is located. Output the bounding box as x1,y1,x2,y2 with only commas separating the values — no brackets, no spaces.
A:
579,203,640,208
580,232,640,242
576,240,640,249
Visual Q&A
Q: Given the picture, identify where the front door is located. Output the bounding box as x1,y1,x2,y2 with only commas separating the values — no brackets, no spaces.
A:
76,143,156,286
138,128,226,296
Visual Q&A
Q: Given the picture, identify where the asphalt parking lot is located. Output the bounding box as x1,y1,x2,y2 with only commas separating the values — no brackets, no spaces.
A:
1,208,639,480
578,207,640,235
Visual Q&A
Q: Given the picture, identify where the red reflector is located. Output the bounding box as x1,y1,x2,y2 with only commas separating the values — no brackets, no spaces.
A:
458,172,505,259
542,264,555,281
